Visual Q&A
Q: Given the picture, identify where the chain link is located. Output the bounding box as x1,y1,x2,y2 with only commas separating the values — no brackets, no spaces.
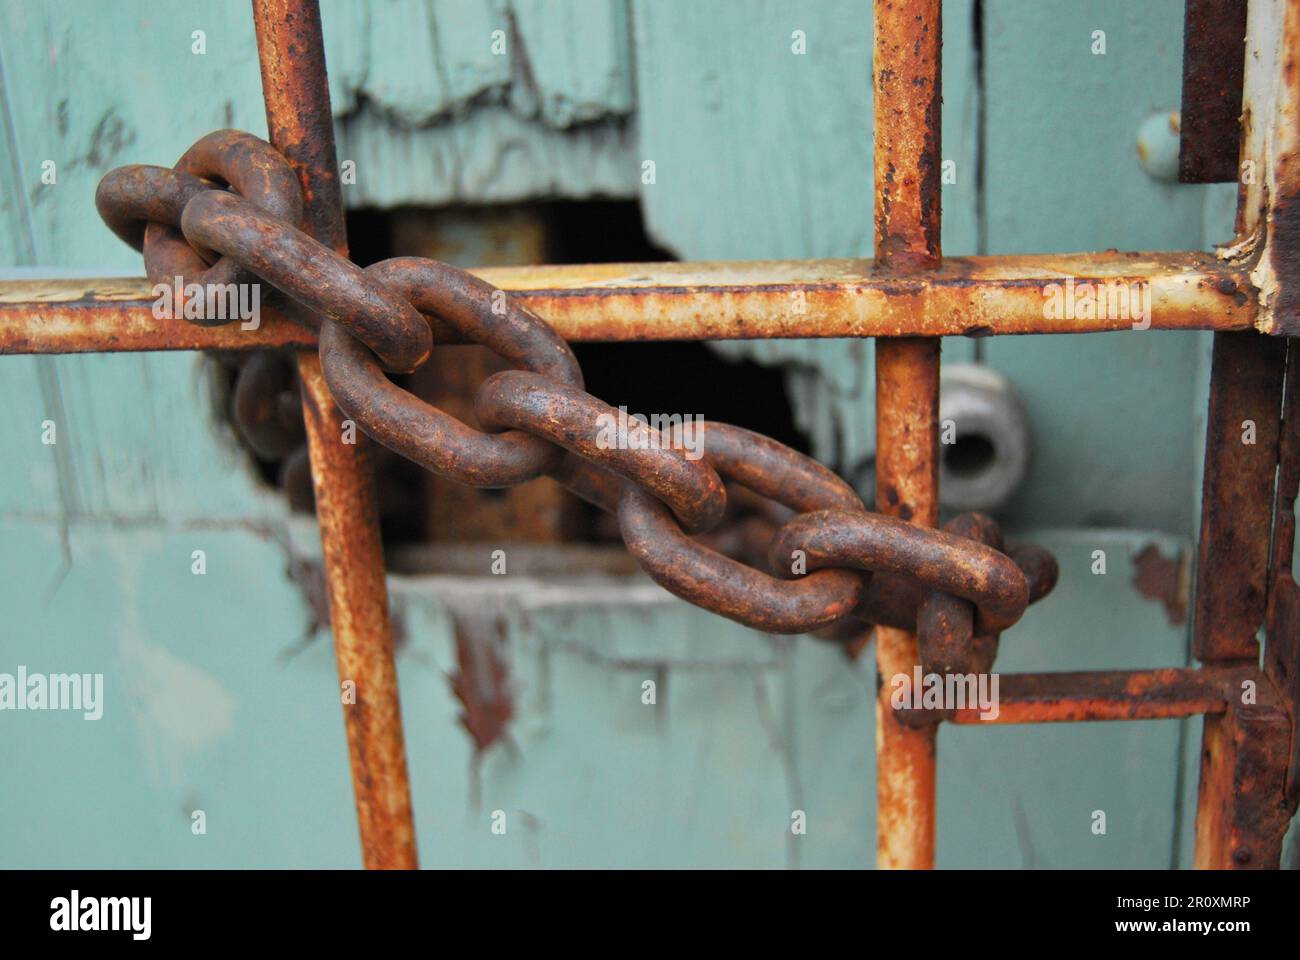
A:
96,129,1058,650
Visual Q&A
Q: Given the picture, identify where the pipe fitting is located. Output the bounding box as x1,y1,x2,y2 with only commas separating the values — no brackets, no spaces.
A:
938,364,1031,512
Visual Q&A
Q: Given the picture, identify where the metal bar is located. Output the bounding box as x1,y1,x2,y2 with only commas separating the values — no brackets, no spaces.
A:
1263,340,1299,803
872,0,941,871
252,0,418,870
1235,0,1300,335
1178,0,1248,184
1192,331,1286,663
1193,697,1294,869
0,250,1257,355
948,668,1236,725
1191,0,1300,870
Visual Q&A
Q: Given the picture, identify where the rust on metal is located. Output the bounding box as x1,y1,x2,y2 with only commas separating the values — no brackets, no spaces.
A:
478,372,727,533
916,514,1005,678
321,259,582,489
1236,0,1300,336
253,0,417,871
1010,543,1060,607
1193,695,1295,869
916,514,1002,680
145,130,305,296
769,510,1033,633
36,0,1295,874
297,358,417,869
1263,341,1299,801
253,0,344,249
873,0,941,271
950,668,1235,725
1192,331,1287,659
617,486,865,634
231,350,305,460
473,252,1258,337
96,129,305,300
612,422,867,634
1189,2,1300,871
96,166,224,257
872,0,943,871
278,442,315,513
0,250,1259,355
1178,0,1248,183
0,280,313,353
181,189,430,372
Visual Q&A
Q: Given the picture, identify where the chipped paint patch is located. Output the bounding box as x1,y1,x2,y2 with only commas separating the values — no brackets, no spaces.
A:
1132,543,1189,626
118,551,237,783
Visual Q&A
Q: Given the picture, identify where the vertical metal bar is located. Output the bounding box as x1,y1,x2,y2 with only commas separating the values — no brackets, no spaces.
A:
872,0,942,870
252,0,419,870
1264,341,1299,807
1177,0,1248,184
1190,333,1290,869
1191,0,1300,869
1192,694,1293,869
1192,332,1286,664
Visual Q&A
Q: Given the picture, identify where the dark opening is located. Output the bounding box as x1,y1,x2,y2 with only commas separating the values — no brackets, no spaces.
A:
537,201,807,455
944,432,996,478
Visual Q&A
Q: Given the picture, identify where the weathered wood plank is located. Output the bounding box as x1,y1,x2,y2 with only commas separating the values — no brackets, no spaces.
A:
0,521,1193,868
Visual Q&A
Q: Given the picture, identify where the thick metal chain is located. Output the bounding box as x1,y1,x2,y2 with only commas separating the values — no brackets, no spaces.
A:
96,129,1058,656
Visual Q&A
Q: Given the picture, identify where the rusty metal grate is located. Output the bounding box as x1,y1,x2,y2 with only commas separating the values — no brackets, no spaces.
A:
1,0,1296,870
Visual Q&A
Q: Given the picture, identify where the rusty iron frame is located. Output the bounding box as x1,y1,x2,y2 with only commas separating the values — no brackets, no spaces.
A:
0,0,1296,869
251,0,418,870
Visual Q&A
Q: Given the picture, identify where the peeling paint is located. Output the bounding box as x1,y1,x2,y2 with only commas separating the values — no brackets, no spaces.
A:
1132,543,1189,626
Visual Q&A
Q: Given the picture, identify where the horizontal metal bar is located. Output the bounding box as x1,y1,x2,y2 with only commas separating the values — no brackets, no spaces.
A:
0,250,1256,354
948,667,1239,724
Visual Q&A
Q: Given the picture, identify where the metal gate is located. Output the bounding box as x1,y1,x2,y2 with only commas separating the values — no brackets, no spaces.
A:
0,0,1296,869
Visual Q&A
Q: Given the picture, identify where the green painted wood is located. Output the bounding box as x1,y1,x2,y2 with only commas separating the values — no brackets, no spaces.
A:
0,521,1191,868
334,0,636,206
341,0,635,204
981,0,1220,536
0,0,282,521
338,102,634,207
0,520,362,867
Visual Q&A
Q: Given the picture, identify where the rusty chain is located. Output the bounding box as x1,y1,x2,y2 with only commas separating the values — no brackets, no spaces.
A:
96,129,1058,661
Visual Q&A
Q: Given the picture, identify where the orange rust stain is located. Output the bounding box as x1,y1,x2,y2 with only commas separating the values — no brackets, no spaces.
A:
1132,543,1188,625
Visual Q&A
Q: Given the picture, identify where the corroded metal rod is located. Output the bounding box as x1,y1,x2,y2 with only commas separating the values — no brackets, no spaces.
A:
1189,0,1300,872
872,0,942,871
252,0,418,870
948,668,1237,724
0,250,1256,355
